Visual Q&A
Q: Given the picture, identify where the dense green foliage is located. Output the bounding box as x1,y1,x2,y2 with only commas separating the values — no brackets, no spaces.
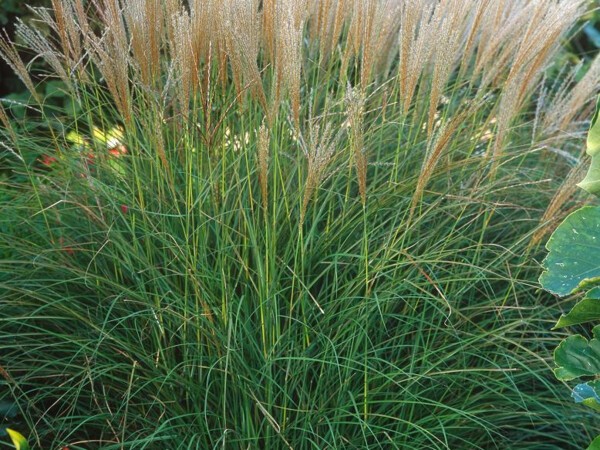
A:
1,1,599,448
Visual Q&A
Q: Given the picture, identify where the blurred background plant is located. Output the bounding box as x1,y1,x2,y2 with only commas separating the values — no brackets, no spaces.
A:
0,1,600,449
0,0,51,96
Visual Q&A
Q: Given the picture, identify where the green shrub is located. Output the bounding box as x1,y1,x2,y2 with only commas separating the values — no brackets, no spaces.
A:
0,1,599,448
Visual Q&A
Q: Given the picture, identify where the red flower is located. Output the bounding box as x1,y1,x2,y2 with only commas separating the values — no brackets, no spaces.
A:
120,204,129,214
108,144,128,157
40,154,57,166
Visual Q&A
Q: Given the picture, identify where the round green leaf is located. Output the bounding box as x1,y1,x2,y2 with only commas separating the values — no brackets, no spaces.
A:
554,287,600,329
579,96,600,196
587,96,600,156
539,206,600,297
572,380,600,412
554,325,600,381
579,156,600,196
587,435,600,450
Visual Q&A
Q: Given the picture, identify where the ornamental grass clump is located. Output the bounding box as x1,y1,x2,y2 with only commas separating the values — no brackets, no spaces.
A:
0,0,599,448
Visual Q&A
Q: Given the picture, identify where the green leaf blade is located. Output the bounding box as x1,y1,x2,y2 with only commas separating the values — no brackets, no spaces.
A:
587,96,600,156
572,380,600,412
539,206,600,296
554,287,600,329
553,328,600,381
578,155,600,196
580,96,600,196
5,429,29,450
588,435,600,450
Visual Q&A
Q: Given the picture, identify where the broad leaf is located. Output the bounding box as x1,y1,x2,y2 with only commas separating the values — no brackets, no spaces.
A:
579,157,600,197
539,206,600,296
554,325,600,381
588,435,600,450
586,96,600,154
554,287,600,329
6,429,29,450
572,380,600,412
579,96,600,196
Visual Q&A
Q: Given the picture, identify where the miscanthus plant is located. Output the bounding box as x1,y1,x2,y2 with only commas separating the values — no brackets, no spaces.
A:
0,0,599,448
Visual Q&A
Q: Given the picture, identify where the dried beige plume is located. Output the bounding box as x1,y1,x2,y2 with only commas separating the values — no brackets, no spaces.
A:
345,0,376,89
123,0,164,87
44,0,84,79
427,0,470,136
397,0,435,115
370,1,402,81
542,54,600,136
356,0,402,90
411,104,476,216
346,84,367,205
93,0,129,58
258,123,271,211
0,31,41,103
309,0,349,66
0,103,16,143
188,0,219,68
87,37,133,125
15,18,73,92
220,0,267,111
459,0,491,76
67,0,92,81
274,0,306,124
300,118,341,225
84,0,132,125
488,0,587,175
170,10,194,122
188,0,220,121
474,1,530,89
262,0,277,63
0,103,10,131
